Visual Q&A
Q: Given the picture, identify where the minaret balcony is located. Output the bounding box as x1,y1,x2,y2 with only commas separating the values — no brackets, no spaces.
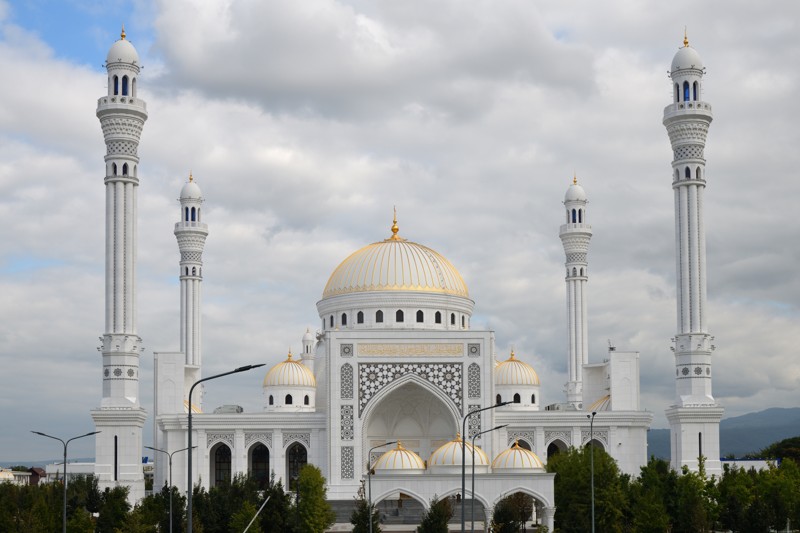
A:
663,101,712,121
559,223,592,233
175,222,209,231
97,97,148,120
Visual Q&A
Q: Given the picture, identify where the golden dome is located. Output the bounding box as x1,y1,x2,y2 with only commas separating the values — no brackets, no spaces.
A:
589,394,611,412
428,434,489,466
495,350,540,386
492,441,545,470
263,351,316,388
322,215,469,299
373,442,426,471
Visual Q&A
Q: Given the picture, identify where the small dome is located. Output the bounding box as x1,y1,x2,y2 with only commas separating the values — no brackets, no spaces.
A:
671,45,703,74
106,27,140,66
180,175,203,200
564,181,587,203
322,214,468,299
302,328,315,342
492,441,545,470
263,351,316,388
589,394,611,412
373,442,426,472
495,351,540,386
428,434,489,467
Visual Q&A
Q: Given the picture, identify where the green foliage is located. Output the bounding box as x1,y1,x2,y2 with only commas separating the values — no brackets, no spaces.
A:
350,482,381,533
229,500,257,533
96,486,131,533
259,474,294,533
546,445,628,533
749,436,800,462
491,492,534,533
629,458,675,532
416,495,453,533
295,464,336,533
671,462,717,533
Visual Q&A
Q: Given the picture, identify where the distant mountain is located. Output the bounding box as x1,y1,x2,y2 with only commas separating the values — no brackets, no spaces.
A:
647,407,800,460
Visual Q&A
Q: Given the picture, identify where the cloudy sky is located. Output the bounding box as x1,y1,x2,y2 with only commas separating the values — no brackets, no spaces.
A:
1,0,798,462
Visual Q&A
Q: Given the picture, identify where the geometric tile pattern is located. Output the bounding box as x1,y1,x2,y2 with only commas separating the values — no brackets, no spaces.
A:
358,363,462,416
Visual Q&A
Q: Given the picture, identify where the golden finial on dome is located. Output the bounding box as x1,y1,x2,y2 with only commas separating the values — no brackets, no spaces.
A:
389,206,401,240
396,441,404,449
510,349,516,359
573,172,577,185
683,27,689,47
287,349,293,361
189,170,193,182
121,24,126,40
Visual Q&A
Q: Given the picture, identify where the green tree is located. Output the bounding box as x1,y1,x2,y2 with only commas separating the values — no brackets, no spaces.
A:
295,464,335,533
671,462,717,533
629,458,676,532
229,500,257,533
546,445,628,533
490,496,518,533
350,482,381,533
259,474,294,533
96,486,131,533
416,495,452,533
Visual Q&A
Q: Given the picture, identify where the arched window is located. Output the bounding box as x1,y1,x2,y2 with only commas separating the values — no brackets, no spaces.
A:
249,443,269,490
131,78,137,97
185,207,189,221
578,209,583,223
192,267,196,276
113,75,119,95
675,83,679,103
572,267,577,276
357,311,364,324
496,394,502,405
341,313,347,326
571,208,577,223
696,167,702,179
213,444,231,486
513,393,521,403
112,163,118,175
416,310,424,323
285,394,293,405
304,395,309,405
190,207,196,221
462,316,465,328
185,267,189,276
269,395,274,405
435,311,442,324
286,443,307,491
518,440,532,451
122,75,129,96
196,208,200,221
685,167,691,179
675,169,679,180
122,163,128,176
450,313,456,325
683,81,690,102
396,310,404,322
330,315,334,328
376,310,384,323
693,81,698,101
580,268,584,276
531,394,536,403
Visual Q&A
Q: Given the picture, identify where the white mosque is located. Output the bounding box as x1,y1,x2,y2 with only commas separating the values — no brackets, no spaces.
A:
90,27,723,528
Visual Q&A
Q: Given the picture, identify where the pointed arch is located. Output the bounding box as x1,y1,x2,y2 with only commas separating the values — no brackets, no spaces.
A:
341,313,347,326
571,208,577,223
435,311,442,324
210,442,232,487
578,209,582,223
692,81,698,101
248,442,270,489
685,167,691,179
376,310,384,323
416,310,424,323
357,311,364,324
696,167,702,180
285,441,308,491
113,75,119,95
122,163,128,176
190,207,196,221
121,75,129,96
683,81,690,102
395,309,404,322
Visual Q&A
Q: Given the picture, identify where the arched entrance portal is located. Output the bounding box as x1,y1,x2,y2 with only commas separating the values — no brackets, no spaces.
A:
364,379,458,464
547,439,567,459
286,442,307,491
249,443,270,489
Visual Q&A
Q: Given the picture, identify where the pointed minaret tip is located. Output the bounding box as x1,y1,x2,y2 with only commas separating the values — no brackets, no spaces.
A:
389,206,400,240
683,27,689,47
189,170,193,182
121,24,126,40
573,172,577,185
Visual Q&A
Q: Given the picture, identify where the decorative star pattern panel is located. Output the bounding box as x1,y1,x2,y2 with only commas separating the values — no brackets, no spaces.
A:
341,446,354,479
341,363,354,399
467,363,481,398
358,363,462,417
467,404,481,439
341,405,354,440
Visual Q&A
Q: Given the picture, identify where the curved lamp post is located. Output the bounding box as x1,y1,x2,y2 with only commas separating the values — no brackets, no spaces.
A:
187,364,264,532
145,445,195,533
470,424,506,533
461,400,512,532
31,430,100,533
587,411,597,533
367,441,396,533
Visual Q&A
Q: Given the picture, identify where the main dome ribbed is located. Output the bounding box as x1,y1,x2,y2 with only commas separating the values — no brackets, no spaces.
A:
322,217,468,299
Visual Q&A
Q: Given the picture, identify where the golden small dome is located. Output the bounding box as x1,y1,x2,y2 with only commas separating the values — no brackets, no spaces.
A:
428,434,489,467
373,442,426,471
495,350,540,386
589,394,611,412
263,351,316,388
492,441,545,470
322,214,469,299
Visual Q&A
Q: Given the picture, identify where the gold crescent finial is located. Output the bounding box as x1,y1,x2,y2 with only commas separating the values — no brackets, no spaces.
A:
510,349,516,359
121,24,126,40
683,27,689,47
189,170,193,182
573,172,577,185
287,349,293,360
390,206,400,240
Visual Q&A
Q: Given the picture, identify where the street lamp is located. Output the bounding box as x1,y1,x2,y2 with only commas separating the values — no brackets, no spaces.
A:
587,411,597,533
31,430,100,533
367,441,396,533
187,364,264,533
470,424,507,533
461,400,512,532
145,445,196,533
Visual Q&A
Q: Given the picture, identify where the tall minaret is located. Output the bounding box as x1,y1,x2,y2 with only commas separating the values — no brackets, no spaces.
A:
663,33,723,476
559,176,592,408
91,26,148,502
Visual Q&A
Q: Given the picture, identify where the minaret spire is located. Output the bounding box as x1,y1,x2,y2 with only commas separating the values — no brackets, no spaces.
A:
663,37,723,476
91,28,148,503
559,175,592,408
